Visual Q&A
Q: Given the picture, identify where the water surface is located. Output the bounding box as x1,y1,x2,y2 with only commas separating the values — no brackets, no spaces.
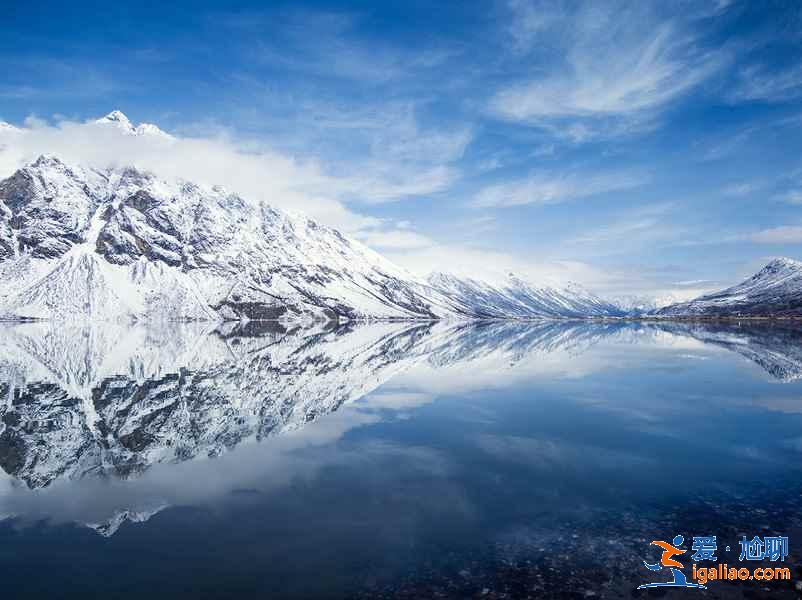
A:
1,320,801,598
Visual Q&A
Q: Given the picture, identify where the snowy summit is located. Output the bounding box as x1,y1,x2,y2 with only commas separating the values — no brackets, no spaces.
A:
94,110,173,139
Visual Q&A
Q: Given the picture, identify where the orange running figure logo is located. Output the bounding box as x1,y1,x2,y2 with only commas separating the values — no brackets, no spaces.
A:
637,535,706,589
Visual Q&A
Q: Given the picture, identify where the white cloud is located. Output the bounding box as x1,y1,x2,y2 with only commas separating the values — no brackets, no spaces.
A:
567,202,685,246
335,164,458,204
495,26,704,117
506,0,560,52
395,244,721,300
221,98,470,204
472,170,645,208
0,113,446,233
359,391,435,411
674,279,714,286
778,189,802,205
730,63,802,104
356,229,435,250
566,202,696,253
713,0,736,13
235,9,455,85
373,125,472,165
384,242,613,290
699,126,757,162
722,181,757,197
748,226,802,244
454,214,498,235
492,1,722,137
212,11,470,204
570,218,660,245
304,102,471,203
654,287,716,304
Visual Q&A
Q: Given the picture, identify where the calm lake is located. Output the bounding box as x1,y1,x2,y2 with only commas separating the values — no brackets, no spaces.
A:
1,320,801,598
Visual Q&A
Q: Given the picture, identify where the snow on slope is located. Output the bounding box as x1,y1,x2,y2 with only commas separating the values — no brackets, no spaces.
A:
427,271,625,319
0,131,620,322
0,153,470,321
657,258,802,317
95,110,173,139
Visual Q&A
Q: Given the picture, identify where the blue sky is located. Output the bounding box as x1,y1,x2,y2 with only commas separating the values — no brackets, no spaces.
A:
2,0,802,299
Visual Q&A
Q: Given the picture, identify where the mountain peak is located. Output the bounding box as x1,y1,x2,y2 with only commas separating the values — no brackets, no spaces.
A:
748,257,802,283
93,111,172,139
96,110,133,128
99,110,130,123
31,154,66,168
762,257,802,271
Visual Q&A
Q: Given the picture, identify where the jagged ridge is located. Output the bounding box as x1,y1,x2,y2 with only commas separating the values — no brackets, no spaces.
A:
0,119,622,322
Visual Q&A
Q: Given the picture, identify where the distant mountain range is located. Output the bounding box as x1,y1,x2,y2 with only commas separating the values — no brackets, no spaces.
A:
0,111,800,321
426,271,624,318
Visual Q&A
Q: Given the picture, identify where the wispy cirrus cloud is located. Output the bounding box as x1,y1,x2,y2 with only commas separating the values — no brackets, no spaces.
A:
0,85,37,100
0,57,125,101
747,226,802,244
320,103,471,203
472,170,645,208
222,9,456,85
217,88,471,204
570,218,659,244
385,242,615,289
356,229,435,250
568,203,681,246
332,164,458,204
779,190,802,204
722,181,758,197
490,1,724,140
494,26,708,117
729,63,802,103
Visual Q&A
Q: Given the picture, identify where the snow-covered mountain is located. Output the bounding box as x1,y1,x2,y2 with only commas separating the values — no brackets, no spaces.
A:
657,258,802,317
426,272,626,318
0,154,473,321
94,110,173,139
0,116,622,322
607,295,660,316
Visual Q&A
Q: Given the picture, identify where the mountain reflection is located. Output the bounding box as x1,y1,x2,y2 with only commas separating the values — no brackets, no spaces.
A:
645,320,802,382
0,318,801,534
